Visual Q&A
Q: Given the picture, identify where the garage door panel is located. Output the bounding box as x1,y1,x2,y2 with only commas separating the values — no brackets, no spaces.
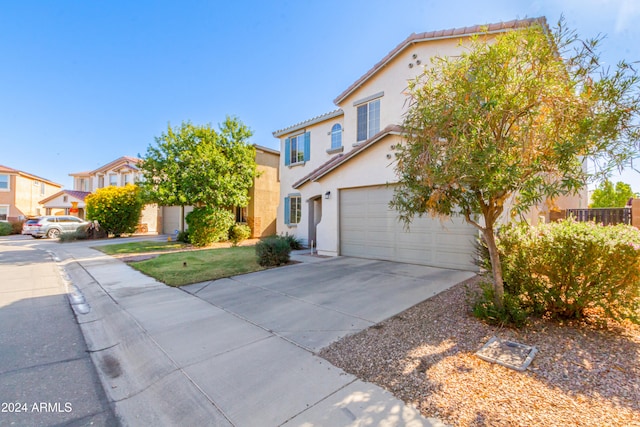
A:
340,185,477,271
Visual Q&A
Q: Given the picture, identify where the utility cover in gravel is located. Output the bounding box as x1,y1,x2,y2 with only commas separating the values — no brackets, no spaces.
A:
475,336,538,371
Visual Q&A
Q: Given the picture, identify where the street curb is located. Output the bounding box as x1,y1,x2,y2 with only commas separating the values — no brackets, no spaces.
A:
50,249,233,426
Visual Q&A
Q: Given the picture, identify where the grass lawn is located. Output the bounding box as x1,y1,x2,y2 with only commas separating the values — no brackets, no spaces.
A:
95,240,188,255
128,245,264,286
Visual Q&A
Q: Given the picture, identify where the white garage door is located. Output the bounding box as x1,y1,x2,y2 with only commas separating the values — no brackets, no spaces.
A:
340,185,478,271
162,206,193,235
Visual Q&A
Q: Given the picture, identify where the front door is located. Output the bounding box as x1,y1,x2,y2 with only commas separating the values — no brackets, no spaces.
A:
307,196,322,251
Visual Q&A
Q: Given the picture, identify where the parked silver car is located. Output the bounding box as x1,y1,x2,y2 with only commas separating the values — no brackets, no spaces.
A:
22,216,89,239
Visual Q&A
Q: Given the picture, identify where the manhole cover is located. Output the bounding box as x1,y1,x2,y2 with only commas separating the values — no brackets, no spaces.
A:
475,336,538,371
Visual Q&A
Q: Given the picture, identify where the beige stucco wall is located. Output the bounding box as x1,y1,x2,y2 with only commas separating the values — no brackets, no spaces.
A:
249,149,280,237
632,199,640,229
277,133,402,255
139,204,159,233
339,38,468,145
4,174,61,220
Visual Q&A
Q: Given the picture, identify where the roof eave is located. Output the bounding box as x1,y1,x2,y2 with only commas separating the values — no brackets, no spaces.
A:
273,109,344,138
292,126,403,189
333,17,546,105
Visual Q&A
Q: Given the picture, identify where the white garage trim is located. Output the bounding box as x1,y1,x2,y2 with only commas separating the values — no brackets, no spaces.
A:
339,185,478,271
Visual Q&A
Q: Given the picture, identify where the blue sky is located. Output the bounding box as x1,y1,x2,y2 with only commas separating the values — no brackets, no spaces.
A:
1,0,639,192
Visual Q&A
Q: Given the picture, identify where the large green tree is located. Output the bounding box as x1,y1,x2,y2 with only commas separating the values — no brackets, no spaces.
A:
392,19,640,309
591,180,637,207
139,117,257,230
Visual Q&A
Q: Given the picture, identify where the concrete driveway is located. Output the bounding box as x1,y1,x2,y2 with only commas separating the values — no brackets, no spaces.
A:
183,256,474,352
53,242,473,426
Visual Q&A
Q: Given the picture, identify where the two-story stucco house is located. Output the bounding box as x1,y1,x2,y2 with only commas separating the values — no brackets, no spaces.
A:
0,165,62,222
41,156,159,232
274,18,586,272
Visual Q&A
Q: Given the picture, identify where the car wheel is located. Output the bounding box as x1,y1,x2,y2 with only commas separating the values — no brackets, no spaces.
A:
47,228,61,239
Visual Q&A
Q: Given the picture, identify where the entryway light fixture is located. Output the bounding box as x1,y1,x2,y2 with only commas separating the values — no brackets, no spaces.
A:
324,191,331,199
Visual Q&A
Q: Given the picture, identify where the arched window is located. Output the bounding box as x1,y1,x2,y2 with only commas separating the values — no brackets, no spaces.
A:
330,123,342,149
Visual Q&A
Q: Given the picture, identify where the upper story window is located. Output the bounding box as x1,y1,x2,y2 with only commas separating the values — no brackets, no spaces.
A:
40,182,45,196
78,178,89,192
98,176,105,188
0,174,8,191
356,98,380,142
284,131,310,166
330,124,342,149
109,174,118,186
123,173,132,186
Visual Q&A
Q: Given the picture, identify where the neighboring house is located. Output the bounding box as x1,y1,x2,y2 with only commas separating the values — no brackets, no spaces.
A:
273,17,586,272
62,156,159,232
0,165,62,222
161,144,280,238
40,190,91,218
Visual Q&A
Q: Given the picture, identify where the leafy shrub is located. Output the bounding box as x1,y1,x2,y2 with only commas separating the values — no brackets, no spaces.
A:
86,185,144,237
10,220,23,235
468,280,529,328
229,223,251,246
0,222,12,236
281,232,304,250
58,230,88,243
185,206,235,247
176,230,190,243
255,236,291,266
488,219,640,323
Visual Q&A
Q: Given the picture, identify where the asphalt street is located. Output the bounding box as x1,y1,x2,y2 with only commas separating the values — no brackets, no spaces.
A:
0,235,118,426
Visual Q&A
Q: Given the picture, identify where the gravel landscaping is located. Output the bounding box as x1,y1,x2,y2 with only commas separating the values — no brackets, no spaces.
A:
319,276,640,427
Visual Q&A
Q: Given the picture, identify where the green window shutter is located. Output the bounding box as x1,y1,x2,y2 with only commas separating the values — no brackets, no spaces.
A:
284,196,291,224
304,132,311,162
284,138,291,166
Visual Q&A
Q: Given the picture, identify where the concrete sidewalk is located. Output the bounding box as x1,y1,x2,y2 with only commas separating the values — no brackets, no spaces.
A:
52,242,470,426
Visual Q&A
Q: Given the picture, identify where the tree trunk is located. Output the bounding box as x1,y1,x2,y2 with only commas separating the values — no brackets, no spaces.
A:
482,227,505,310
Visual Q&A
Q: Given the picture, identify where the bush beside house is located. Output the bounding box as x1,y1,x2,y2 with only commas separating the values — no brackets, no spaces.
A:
86,185,144,237
255,236,291,266
185,206,235,247
476,219,640,325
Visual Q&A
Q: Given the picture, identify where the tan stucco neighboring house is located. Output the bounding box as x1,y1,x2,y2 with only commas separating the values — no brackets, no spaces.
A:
273,17,587,272
67,156,159,233
0,165,62,221
161,144,280,238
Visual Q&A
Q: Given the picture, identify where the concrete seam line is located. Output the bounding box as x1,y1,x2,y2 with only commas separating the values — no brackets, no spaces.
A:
0,355,91,377
278,378,358,426
176,285,321,354
228,275,377,324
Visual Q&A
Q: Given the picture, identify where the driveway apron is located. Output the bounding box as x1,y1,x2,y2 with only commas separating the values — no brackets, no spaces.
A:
53,242,472,426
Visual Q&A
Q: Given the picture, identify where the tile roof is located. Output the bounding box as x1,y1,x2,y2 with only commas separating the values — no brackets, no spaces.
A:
253,144,280,155
39,190,91,204
69,156,141,177
273,109,343,137
333,17,546,105
0,164,62,187
292,124,403,189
